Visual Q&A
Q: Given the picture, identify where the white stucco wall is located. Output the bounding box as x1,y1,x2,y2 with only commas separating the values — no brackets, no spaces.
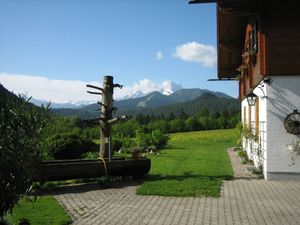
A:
241,83,267,171
265,76,300,180
241,76,300,180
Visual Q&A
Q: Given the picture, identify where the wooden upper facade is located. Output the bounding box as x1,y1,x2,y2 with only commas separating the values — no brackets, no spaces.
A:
190,0,300,100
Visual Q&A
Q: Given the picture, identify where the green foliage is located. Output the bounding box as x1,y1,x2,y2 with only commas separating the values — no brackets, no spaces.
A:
150,129,169,149
235,121,243,146
43,133,97,159
43,115,81,136
185,116,200,131
6,196,71,225
112,138,123,152
169,118,186,133
112,119,139,137
83,151,99,159
147,120,170,133
134,129,152,149
137,129,235,197
0,94,49,219
237,149,246,158
133,129,169,150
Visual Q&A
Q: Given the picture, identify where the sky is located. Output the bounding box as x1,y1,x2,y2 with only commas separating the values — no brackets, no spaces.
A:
0,0,237,103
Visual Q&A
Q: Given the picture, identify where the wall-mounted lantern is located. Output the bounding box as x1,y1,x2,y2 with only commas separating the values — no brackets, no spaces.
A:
246,77,273,106
246,92,257,106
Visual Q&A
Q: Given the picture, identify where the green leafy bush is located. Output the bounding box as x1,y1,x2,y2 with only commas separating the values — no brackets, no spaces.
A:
112,138,123,151
0,94,49,220
134,129,152,149
43,133,97,159
83,151,99,159
150,129,169,149
133,129,169,150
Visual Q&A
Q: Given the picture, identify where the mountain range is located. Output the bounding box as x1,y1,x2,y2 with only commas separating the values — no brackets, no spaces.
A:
0,82,239,120
51,88,239,119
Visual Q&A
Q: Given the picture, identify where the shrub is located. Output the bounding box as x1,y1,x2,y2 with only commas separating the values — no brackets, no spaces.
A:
83,151,99,159
0,95,49,220
119,136,134,149
134,129,152,149
43,133,97,159
150,129,169,149
112,138,123,152
133,129,169,150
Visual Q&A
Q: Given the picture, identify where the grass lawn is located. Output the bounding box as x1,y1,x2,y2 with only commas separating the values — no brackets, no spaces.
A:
137,129,236,197
6,196,71,225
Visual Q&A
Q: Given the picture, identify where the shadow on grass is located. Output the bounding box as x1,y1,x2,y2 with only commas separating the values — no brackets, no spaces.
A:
144,173,233,182
163,145,187,150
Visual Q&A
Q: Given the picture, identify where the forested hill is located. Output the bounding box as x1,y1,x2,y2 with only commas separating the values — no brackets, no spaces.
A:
80,88,232,111
53,91,239,119
0,83,18,99
116,93,240,117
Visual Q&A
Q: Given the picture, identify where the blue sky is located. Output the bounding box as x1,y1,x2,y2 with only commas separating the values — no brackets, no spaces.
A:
0,0,237,103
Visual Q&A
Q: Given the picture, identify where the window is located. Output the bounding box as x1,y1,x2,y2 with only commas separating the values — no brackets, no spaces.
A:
249,21,258,55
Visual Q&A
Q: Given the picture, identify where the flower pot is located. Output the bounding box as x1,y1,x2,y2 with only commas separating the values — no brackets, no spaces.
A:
287,144,300,154
132,152,140,160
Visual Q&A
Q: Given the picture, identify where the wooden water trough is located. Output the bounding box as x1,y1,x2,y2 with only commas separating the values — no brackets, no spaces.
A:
36,157,151,181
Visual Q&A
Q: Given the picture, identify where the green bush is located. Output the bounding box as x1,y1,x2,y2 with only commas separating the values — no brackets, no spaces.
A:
112,138,123,151
0,94,49,220
150,129,169,149
237,149,248,159
43,133,97,159
133,129,169,150
134,129,152,149
83,151,99,159
120,136,134,148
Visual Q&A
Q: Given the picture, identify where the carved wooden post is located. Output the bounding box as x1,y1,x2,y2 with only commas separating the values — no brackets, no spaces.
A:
100,76,114,158
87,75,125,160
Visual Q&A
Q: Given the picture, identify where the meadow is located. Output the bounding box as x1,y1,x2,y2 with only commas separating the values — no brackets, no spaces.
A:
137,129,235,197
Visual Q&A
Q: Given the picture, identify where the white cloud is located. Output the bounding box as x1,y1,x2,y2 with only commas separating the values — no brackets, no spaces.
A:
154,51,163,60
0,72,101,103
0,72,183,103
114,79,182,99
173,41,217,67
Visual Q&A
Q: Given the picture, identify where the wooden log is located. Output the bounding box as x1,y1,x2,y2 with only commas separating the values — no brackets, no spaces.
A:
35,158,151,181
100,76,114,158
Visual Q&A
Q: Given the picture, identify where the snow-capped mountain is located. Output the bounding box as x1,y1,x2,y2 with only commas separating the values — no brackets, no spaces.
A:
30,81,183,108
30,98,96,109
117,81,183,100
161,81,182,95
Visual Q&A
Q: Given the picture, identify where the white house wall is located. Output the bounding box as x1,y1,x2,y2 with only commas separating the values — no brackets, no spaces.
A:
265,76,300,180
241,76,300,180
241,84,267,172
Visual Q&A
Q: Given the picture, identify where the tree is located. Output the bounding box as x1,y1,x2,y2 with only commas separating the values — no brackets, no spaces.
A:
166,112,176,121
169,118,186,133
179,108,188,120
185,116,199,131
0,95,49,220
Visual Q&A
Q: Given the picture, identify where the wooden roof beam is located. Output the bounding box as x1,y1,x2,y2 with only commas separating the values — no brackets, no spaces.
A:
219,41,242,52
220,2,258,16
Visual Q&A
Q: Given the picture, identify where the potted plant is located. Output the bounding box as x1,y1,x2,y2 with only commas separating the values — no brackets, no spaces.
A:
287,140,300,155
131,147,141,160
